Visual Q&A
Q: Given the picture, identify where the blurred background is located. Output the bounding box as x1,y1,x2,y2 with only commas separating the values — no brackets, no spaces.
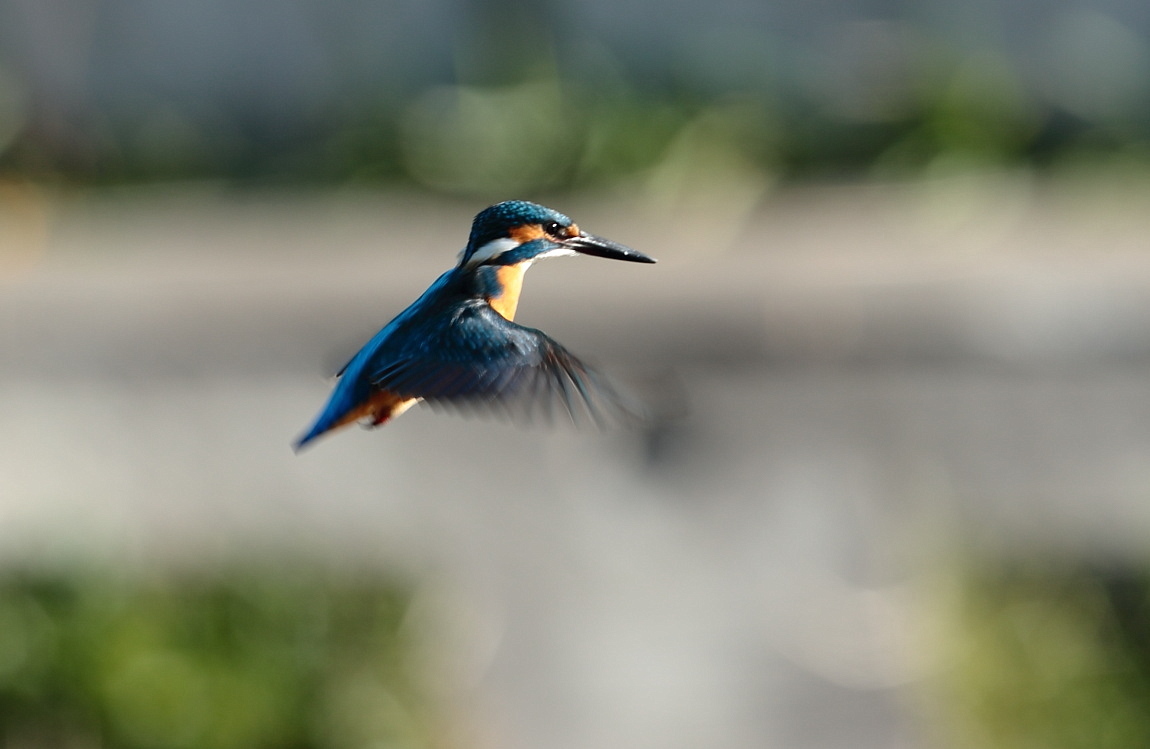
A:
2,0,1150,747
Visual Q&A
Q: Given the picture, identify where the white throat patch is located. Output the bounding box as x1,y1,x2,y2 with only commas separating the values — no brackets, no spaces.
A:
534,246,577,260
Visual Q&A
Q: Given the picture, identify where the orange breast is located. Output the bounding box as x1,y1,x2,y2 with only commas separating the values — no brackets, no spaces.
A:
488,262,529,321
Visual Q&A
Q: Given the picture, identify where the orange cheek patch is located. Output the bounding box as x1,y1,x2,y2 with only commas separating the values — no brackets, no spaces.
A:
489,262,529,321
508,223,546,243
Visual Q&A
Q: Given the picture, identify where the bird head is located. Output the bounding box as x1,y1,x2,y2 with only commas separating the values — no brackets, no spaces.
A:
459,200,655,268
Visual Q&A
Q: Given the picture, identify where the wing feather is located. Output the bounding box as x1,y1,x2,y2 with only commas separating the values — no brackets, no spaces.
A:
365,302,642,427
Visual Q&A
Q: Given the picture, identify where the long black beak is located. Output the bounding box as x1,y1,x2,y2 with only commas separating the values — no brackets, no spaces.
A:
564,233,656,263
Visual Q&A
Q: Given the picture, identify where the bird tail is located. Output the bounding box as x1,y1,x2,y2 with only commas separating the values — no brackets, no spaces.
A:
293,390,414,452
292,415,334,452
293,387,358,452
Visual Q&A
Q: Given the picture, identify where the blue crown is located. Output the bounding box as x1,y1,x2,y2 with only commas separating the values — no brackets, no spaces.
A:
466,200,572,254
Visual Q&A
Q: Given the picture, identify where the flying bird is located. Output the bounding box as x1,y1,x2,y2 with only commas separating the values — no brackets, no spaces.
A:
294,200,656,450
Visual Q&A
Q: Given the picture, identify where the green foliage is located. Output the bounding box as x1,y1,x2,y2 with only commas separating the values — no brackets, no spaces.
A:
0,9,1146,190
0,52,1123,192
935,562,1150,749
0,566,435,749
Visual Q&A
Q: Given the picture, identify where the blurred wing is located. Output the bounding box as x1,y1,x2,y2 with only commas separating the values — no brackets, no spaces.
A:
369,303,643,427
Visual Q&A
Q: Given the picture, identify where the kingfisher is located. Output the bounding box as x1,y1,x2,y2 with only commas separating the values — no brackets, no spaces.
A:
294,200,656,450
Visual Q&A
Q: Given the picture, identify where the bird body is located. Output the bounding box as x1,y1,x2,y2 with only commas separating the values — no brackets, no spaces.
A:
294,201,655,450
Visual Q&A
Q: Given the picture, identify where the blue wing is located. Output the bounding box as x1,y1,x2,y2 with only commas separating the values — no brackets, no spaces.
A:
369,301,642,427
295,287,642,449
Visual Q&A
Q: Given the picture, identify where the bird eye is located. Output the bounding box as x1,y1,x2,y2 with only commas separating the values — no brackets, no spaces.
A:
543,221,566,237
